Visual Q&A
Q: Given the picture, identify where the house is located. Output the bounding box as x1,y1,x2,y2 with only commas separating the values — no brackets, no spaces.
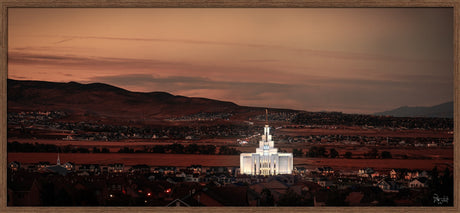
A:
158,166,177,175
316,178,334,188
249,178,290,202
408,177,428,188
217,174,231,184
7,178,42,206
9,161,21,171
37,161,50,169
275,175,295,185
345,191,364,206
108,163,124,173
207,167,229,175
235,174,252,184
290,181,322,197
166,198,191,207
358,168,374,177
26,165,36,172
44,165,68,176
185,174,201,183
317,167,334,175
389,169,398,179
404,170,428,180
78,164,101,173
295,167,307,175
376,180,391,191
64,162,75,171
130,164,151,173
313,191,328,206
187,165,202,174
405,170,420,180
176,172,187,178
194,186,255,206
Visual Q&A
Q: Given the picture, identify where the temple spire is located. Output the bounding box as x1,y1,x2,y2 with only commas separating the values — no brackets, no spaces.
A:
265,109,268,124
56,152,61,165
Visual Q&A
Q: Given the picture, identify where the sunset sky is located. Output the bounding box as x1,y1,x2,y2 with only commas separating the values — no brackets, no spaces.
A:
8,8,453,114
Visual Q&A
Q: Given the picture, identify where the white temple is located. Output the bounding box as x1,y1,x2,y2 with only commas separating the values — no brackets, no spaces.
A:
240,110,293,175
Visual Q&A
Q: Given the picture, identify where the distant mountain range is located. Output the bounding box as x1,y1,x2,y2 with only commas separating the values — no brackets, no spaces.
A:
7,79,297,122
8,79,453,121
374,102,453,118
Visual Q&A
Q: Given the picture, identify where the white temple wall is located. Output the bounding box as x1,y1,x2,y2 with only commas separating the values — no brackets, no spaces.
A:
239,124,293,176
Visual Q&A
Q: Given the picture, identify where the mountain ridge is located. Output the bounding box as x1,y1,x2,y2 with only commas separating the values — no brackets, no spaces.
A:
7,79,243,121
374,101,453,118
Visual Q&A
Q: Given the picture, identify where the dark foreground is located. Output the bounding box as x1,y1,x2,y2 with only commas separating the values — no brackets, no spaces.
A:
7,162,453,207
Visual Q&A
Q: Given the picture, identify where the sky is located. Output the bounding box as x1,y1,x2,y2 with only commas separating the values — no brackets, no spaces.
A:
8,8,454,114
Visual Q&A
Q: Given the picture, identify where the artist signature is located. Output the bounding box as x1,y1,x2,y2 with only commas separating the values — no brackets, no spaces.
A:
433,193,449,205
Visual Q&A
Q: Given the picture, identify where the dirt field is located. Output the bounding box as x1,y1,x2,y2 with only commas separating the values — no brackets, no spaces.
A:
9,138,453,160
8,138,236,147
277,127,453,138
8,153,452,171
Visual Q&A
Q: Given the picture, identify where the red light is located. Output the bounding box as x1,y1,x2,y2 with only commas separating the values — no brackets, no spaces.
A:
147,192,151,196
122,190,126,194
327,186,330,189
165,188,171,193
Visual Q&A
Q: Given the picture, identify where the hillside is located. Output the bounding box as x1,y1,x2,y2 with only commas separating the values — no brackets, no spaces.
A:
7,79,243,121
374,102,453,118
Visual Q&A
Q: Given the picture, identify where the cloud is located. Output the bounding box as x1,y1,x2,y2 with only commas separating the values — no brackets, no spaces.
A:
8,51,192,70
54,38,74,44
87,73,452,114
49,35,447,64
89,74,296,98
9,51,452,114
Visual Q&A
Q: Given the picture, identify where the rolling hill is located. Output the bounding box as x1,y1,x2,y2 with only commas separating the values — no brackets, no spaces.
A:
374,102,453,118
7,79,242,120
7,79,300,123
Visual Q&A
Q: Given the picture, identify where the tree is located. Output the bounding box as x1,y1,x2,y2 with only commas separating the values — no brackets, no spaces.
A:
117,147,134,153
292,148,304,157
329,148,339,158
77,147,90,153
186,143,199,154
431,166,439,187
325,190,347,206
381,151,392,159
307,146,318,158
55,188,73,206
344,152,353,159
260,188,274,206
219,145,241,155
40,182,55,205
199,145,216,154
365,148,378,159
278,189,303,206
152,145,165,153
168,143,184,154
92,147,101,153
318,147,327,157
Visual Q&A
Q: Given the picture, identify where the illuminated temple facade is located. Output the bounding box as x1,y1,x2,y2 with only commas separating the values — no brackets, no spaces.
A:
240,118,293,175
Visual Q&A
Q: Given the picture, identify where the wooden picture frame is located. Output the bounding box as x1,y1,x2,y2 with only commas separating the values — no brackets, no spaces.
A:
1,0,458,212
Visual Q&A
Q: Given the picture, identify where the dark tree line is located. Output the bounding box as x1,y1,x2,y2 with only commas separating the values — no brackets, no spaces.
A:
291,147,393,159
292,112,453,130
117,143,240,155
218,145,241,155
124,143,217,154
364,148,392,159
425,166,454,206
293,147,347,159
8,142,94,153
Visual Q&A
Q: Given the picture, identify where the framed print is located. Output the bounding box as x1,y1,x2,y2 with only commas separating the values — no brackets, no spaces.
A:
1,0,458,212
